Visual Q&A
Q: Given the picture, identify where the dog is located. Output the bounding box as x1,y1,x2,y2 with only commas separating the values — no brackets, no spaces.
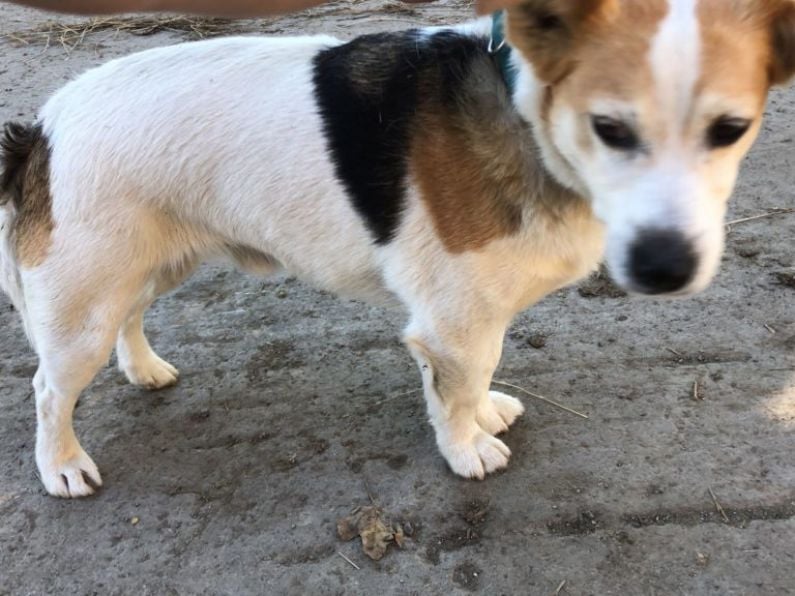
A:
1,0,793,497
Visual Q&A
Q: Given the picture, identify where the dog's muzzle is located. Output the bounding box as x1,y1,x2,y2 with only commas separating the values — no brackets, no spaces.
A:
627,229,697,295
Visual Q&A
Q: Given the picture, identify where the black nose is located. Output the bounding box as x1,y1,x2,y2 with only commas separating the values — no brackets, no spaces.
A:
629,229,697,294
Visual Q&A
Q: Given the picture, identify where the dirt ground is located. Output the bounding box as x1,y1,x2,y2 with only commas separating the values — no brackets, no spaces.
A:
0,2,793,594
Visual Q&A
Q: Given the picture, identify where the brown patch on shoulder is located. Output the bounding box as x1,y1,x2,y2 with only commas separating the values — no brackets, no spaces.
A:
1,123,54,268
410,111,524,254
409,50,578,254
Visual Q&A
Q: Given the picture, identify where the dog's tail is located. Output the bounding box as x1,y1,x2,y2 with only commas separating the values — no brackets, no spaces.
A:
0,122,38,345
1,122,40,207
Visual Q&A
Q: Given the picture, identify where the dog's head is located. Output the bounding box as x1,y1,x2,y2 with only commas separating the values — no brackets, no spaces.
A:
506,0,795,295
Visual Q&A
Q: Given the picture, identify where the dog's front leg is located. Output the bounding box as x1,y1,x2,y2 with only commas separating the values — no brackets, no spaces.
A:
404,318,524,479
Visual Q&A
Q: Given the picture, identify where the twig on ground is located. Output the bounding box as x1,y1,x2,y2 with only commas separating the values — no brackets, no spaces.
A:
764,324,777,335
363,477,377,506
337,551,361,570
708,487,730,523
492,380,589,419
373,387,422,407
726,208,795,232
693,380,702,401
554,579,567,595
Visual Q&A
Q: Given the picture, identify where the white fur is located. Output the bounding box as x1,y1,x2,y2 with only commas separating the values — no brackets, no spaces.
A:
512,59,590,198
651,0,701,130
0,206,35,346
0,208,22,313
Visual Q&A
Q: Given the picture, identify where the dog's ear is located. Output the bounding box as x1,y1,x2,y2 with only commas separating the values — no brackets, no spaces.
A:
505,0,612,83
769,0,795,84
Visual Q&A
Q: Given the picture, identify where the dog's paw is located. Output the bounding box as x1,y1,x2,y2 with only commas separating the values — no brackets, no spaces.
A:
439,429,512,480
476,391,525,435
37,446,102,498
122,353,179,390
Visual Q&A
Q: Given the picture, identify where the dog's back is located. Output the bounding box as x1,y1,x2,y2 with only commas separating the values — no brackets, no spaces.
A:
36,34,403,300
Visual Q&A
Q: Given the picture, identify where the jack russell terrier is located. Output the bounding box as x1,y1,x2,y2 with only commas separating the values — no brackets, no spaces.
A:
1,0,793,497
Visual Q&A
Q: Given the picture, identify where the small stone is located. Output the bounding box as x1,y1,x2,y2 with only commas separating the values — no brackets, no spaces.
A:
615,531,635,545
526,333,547,349
736,246,760,259
130,516,139,525
774,271,795,288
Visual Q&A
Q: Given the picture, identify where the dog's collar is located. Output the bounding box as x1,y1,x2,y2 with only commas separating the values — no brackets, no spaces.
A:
489,11,516,96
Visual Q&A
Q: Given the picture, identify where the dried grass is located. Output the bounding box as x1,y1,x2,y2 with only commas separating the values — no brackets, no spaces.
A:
4,16,242,50
2,0,438,51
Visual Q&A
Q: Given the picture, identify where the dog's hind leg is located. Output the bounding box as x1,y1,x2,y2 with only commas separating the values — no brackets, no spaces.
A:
34,338,114,498
24,245,156,497
404,313,524,480
116,261,196,390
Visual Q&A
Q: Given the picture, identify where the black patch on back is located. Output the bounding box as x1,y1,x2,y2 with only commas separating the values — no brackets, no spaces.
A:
312,31,491,244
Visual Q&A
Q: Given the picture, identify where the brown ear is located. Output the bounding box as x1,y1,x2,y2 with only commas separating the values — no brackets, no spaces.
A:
505,0,610,83
770,0,795,84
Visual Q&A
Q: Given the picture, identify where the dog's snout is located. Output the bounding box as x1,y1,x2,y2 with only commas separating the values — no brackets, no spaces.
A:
628,229,697,294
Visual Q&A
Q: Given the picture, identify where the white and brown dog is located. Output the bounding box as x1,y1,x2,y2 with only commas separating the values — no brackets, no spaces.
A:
1,0,793,497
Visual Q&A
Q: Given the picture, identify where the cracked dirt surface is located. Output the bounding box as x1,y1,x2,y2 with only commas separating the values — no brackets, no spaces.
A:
0,2,793,594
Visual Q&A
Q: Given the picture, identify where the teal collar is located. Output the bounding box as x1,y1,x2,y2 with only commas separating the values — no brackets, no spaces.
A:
489,11,516,96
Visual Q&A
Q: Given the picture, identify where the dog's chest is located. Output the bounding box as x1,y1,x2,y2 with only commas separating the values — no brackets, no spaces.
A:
481,204,605,313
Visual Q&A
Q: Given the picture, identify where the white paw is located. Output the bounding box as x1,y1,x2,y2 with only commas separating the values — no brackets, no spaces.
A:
37,445,102,498
122,353,179,390
439,429,512,480
476,391,525,435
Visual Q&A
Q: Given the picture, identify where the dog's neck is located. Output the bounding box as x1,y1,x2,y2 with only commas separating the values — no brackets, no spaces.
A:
504,49,591,200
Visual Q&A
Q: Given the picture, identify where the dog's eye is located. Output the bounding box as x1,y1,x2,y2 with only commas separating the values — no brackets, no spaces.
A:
707,117,752,148
590,116,640,151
